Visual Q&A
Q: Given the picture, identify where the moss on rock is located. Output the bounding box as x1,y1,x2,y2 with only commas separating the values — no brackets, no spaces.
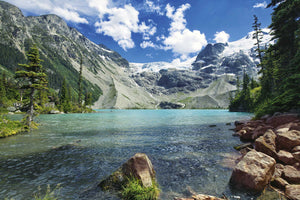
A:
98,153,160,200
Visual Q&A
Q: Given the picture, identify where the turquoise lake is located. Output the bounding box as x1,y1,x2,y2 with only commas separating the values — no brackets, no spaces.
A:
0,109,256,199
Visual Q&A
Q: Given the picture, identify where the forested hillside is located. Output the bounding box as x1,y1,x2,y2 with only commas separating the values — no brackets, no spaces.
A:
229,0,300,116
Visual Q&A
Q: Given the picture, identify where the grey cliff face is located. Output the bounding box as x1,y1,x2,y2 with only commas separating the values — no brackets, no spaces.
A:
192,43,227,70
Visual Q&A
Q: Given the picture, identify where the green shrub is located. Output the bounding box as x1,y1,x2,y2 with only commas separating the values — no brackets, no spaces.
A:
121,177,160,200
0,115,26,138
34,184,61,200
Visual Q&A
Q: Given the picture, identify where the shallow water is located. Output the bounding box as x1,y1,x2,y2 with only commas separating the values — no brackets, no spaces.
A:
0,110,257,199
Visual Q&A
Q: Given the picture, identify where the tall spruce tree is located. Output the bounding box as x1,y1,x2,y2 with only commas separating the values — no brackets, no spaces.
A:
78,55,83,108
84,91,92,108
252,15,264,63
0,72,7,106
16,45,47,128
59,78,71,113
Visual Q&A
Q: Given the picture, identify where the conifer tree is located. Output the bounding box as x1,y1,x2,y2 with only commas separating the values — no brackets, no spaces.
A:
0,72,7,106
252,15,264,63
78,55,83,108
59,78,71,113
236,76,240,92
84,91,92,108
16,45,47,127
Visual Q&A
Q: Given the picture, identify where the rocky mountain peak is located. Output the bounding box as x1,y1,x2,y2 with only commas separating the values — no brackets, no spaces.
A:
196,43,227,59
0,1,24,18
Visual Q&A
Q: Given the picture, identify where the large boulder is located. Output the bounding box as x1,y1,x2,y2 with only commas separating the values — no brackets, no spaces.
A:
255,129,277,159
252,125,273,140
230,150,276,191
276,130,300,151
282,165,300,184
99,153,157,190
285,185,300,200
266,113,298,128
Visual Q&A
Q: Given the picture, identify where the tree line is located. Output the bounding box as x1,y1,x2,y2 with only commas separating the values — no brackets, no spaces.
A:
229,0,300,117
0,45,93,129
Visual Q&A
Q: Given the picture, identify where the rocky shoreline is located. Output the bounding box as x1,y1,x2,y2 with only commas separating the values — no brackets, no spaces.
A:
171,112,300,200
230,113,300,199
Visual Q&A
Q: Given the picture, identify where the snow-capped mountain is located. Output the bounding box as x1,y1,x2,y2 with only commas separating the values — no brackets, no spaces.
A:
129,56,196,73
131,28,272,76
129,29,272,108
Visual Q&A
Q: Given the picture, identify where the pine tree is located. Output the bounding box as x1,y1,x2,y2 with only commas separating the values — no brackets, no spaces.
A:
84,91,92,108
59,78,71,113
236,76,240,92
0,72,7,106
16,45,47,128
252,15,264,63
78,55,83,108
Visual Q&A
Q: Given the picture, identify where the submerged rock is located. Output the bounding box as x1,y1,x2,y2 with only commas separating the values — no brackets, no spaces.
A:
230,150,276,191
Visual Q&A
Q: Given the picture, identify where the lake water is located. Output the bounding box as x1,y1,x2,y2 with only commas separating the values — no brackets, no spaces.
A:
0,110,256,199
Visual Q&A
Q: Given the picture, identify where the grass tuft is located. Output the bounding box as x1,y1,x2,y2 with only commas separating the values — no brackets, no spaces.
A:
121,177,160,200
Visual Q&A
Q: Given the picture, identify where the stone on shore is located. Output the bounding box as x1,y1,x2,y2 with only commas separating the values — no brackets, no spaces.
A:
254,129,277,159
273,163,285,178
99,153,157,190
276,130,300,151
266,114,299,128
270,177,289,190
285,185,300,200
277,150,297,165
252,125,273,140
230,150,276,191
282,165,300,184
239,127,255,141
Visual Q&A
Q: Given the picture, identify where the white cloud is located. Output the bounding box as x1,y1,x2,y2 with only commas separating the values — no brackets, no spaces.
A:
253,1,267,8
140,41,157,49
214,31,230,43
162,3,207,60
53,7,88,24
145,0,164,15
90,1,156,50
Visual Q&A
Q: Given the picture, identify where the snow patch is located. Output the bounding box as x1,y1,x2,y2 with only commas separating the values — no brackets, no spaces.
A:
130,56,196,73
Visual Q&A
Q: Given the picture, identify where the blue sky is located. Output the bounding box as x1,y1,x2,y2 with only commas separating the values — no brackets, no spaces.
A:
5,0,273,63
